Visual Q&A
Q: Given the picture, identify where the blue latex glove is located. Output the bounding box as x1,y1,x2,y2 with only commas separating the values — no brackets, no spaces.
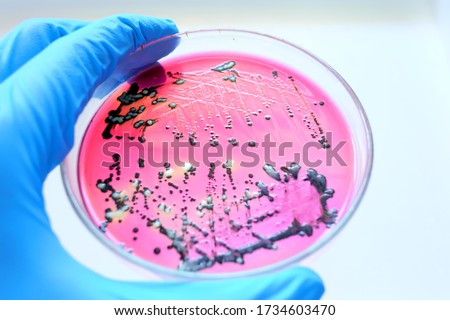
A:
0,15,324,299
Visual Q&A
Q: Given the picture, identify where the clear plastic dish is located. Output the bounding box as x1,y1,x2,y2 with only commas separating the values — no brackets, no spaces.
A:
61,29,373,279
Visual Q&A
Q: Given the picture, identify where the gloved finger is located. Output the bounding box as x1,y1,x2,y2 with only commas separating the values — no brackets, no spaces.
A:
0,14,179,184
1,211,323,299
104,266,325,300
0,18,89,83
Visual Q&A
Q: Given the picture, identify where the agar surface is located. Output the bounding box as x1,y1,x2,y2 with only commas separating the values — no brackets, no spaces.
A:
80,55,353,273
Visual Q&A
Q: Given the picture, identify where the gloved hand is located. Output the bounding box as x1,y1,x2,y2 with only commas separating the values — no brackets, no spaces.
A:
0,15,324,299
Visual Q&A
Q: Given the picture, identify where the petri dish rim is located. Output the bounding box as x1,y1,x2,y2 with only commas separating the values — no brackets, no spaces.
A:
61,28,374,280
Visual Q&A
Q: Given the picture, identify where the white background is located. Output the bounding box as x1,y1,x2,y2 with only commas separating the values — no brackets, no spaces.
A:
1,0,449,299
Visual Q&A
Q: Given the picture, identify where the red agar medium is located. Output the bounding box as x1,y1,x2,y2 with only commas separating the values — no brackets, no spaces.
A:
78,52,354,273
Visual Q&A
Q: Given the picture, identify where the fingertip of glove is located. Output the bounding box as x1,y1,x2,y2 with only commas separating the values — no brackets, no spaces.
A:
143,16,179,41
282,266,325,299
97,14,179,45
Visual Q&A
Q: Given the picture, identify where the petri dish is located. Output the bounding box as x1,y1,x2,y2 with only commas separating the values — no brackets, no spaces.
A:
61,29,373,279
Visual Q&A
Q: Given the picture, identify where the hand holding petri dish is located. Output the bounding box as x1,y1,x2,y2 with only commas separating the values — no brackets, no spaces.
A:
62,30,373,279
